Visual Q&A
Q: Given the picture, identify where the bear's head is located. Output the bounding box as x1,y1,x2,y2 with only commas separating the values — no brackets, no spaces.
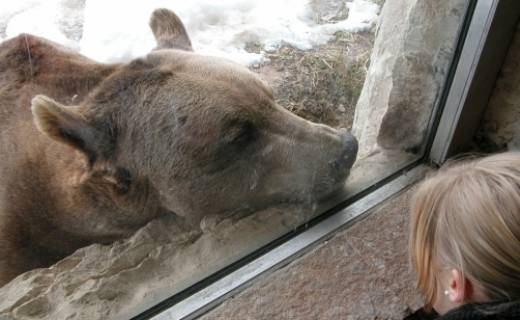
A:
31,9,358,225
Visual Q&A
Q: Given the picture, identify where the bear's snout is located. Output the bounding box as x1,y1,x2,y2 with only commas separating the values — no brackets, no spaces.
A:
340,130,358,168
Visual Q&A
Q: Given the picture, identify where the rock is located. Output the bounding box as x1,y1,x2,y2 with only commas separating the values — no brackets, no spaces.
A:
0,205,309,320
353,0,467,158
311,0,349,24
478,23,520,151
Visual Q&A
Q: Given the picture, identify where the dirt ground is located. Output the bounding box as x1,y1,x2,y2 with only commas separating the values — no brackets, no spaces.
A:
247,0,380,130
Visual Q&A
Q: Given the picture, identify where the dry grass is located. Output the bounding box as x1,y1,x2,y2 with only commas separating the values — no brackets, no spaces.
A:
252,31,374,129
246,0,381,129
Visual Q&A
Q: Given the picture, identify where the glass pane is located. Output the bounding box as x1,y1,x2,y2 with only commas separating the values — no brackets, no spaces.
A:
0,0,470,318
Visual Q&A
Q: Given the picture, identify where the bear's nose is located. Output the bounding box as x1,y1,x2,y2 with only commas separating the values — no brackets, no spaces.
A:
340,130,358,164
328,130,358,179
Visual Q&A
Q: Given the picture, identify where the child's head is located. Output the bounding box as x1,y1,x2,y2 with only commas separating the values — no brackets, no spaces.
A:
409,152,520,314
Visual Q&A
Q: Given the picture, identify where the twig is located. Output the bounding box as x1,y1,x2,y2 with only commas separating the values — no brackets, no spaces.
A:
24,34,34,78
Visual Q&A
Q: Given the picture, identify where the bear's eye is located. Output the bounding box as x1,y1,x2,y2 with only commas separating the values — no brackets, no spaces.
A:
227,120,257,146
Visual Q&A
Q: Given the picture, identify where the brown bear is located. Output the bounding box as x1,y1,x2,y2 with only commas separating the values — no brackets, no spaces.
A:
0,9,358,287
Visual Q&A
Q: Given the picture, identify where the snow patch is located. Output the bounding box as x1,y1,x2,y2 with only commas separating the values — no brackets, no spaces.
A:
1,0,76,47
1,0,379,65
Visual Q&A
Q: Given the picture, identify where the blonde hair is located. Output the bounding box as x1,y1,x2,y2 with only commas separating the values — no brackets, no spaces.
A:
409,152,520,307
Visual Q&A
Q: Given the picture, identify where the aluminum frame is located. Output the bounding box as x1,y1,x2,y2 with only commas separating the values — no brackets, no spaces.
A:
429,0,520,164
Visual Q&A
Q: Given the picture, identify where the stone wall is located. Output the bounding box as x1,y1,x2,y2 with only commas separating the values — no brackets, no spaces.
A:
477,23,520,151
353,0,467,158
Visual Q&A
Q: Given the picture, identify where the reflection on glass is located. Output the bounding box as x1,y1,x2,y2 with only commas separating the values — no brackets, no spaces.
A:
0,0,469,318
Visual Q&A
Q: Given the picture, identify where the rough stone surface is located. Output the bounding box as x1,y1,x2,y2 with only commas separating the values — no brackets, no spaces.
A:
200,186,423,320
0,205,311,320
353,0,467,158
478,23,520,152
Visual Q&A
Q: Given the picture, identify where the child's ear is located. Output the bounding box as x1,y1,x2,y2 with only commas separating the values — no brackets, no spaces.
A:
31,95,111,164
448,269,469,304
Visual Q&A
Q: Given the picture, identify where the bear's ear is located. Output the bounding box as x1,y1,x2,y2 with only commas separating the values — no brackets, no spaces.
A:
149,8,193,51
31,95,111,164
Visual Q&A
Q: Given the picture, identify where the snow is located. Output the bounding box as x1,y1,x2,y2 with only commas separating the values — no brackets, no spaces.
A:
0,0,379,65
1,1,74,46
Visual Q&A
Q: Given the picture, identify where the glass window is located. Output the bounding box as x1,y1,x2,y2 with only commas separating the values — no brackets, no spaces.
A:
0,0,472,319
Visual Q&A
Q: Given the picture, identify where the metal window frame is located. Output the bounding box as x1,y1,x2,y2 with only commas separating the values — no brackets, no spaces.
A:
135,1,520,319
429,0,520,164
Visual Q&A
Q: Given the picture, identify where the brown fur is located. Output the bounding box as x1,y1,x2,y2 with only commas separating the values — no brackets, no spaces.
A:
0,9,357,286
